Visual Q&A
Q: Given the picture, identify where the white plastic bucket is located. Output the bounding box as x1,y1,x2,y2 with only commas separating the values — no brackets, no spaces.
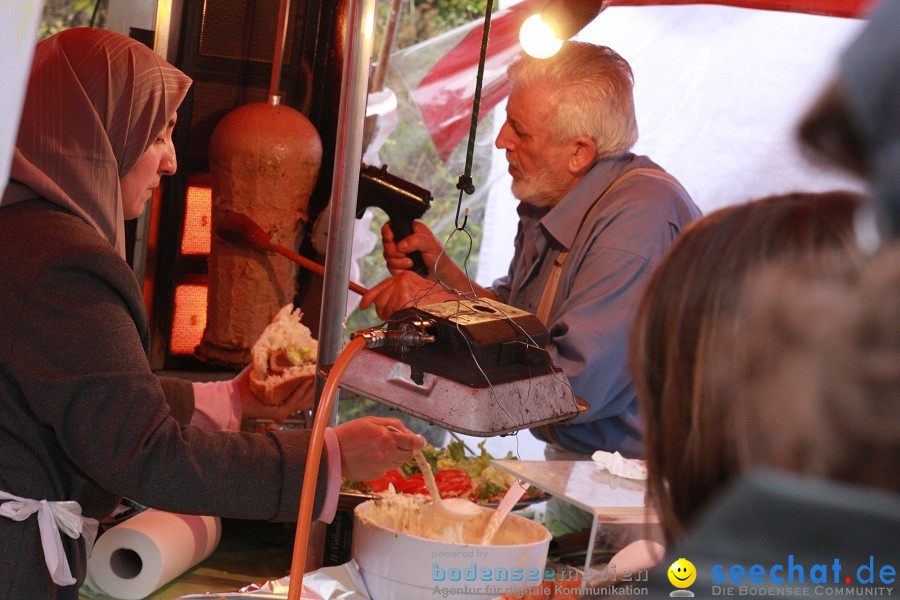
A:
352,499,551,600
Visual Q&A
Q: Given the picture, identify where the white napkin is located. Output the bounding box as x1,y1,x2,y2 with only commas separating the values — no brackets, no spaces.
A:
591,450,648,480
176,561,371,599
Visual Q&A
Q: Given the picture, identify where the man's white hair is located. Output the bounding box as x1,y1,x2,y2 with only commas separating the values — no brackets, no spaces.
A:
508,41,639,161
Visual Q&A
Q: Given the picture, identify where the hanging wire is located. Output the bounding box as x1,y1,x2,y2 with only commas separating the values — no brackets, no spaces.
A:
453,0,495,230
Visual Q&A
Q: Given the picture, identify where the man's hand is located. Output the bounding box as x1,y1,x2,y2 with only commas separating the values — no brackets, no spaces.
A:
334,417,425,481
382,220,445,277
384,220,482,293
373,221,496,318
359,270,456,320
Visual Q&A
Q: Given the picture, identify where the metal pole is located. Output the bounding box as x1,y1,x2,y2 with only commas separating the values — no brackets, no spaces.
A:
370,0,403,94
315,0,376,414
268,0,291,104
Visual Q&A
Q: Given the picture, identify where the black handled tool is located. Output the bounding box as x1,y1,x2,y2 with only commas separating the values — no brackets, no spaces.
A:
357,163,433,277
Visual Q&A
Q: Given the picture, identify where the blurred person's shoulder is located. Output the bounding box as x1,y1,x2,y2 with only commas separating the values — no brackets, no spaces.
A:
609,470,900,600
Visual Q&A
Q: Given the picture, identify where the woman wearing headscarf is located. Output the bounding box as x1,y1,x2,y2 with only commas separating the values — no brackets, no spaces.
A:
0,28,422,598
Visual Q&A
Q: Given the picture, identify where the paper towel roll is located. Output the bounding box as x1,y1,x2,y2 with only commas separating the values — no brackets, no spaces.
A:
87,509,221,599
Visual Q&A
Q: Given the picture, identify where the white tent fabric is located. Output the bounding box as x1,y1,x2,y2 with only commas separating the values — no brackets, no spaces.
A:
0,1,42,198
477,3,865,287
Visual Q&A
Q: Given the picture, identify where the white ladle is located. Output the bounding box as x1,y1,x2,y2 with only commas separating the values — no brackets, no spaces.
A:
412,449,482,522
481,479,529,544
387,426,480,522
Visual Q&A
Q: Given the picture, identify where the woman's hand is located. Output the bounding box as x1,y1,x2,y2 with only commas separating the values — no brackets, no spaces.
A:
334,416,425,481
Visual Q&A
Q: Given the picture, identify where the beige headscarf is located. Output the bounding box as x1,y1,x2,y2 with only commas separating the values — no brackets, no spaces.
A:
1,28,192,257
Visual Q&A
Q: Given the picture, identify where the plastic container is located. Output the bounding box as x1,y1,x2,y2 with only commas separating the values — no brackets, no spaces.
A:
352,499,551,599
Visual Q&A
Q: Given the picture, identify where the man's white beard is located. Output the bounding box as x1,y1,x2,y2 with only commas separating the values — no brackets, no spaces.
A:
510,168,568,208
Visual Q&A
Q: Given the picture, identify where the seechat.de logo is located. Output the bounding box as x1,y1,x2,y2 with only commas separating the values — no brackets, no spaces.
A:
668,558,697,597
710,555,896,596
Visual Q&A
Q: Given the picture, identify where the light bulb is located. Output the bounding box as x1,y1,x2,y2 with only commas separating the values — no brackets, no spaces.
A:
519,13,563,59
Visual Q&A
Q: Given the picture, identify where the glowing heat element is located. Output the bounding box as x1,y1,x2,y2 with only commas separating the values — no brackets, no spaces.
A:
170,284,208,355
519,14,563,59
181,185,212,255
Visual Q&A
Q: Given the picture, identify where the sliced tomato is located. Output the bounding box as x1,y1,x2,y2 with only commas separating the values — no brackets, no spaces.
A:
396,473,428,495
435,469,474,499
367,468,474,499
366,469,406,493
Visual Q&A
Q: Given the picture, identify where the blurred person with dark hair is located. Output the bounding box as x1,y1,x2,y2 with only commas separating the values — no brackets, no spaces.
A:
631,191,863,544
620,243,898,599
798,0,900,242
729,246,898,493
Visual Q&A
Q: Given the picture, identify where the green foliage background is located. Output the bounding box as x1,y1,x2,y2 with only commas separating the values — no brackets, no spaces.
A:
378,0,487,51
38,0,106,40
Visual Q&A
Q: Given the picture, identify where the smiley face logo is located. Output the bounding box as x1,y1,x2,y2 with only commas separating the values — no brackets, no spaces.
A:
668,558,697,588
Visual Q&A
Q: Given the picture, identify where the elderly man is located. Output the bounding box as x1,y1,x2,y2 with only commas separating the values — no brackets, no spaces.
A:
361,42,700,457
